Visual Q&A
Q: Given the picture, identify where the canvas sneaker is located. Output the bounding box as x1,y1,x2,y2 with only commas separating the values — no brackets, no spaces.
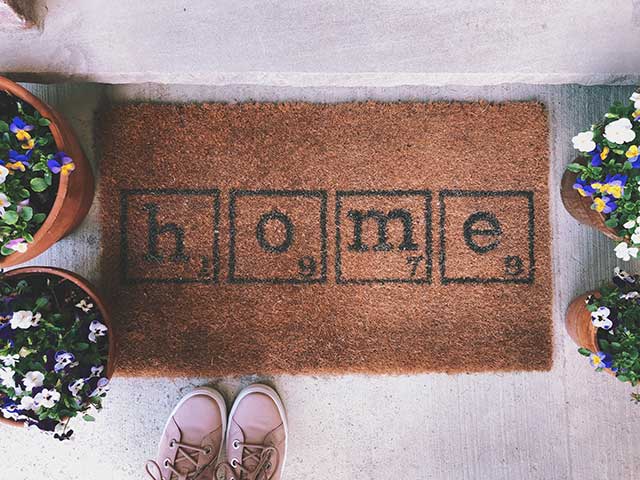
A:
145,387,227,480
218,384,288,480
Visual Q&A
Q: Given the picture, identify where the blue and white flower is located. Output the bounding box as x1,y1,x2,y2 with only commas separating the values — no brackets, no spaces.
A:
88,320,107,343
89,365,104,378
591,306,613,330
68,378,85,397
54,351,77,373
89,377,110,397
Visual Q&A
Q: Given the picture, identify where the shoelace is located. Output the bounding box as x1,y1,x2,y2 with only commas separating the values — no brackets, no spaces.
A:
145,439,213,480
215,441,279,480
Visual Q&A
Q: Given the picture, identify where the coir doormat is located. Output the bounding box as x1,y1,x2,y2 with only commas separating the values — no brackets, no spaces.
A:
98,101,552,376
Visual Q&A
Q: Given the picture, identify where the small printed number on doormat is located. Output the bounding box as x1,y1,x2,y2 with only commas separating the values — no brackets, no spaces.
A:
98,101,552,376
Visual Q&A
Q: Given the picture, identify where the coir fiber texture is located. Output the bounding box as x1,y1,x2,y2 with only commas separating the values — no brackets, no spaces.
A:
98,101,552,376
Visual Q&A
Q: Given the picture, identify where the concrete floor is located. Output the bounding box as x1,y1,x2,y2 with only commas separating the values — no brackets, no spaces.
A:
1,0,640,87
0,82,637,479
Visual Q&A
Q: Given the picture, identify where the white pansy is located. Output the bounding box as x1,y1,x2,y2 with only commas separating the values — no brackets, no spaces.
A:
33,389,60,409
19,396,37,411
0,165,9,185
615,242,639,261
0,353,19,367
89,365,104,378
591,306,613,330
604,118,636,144
88,320,108,343
632,231,640,245
10,310,41,330
572,130,596,152
623,218,638,229
75,299,94,313
23,370,44,391
0,367,15,389
0,193,10,216
631,92,640,109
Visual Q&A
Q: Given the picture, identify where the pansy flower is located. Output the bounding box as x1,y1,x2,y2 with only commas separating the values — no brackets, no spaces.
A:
68,378,85,397
88,319,108,343
615,241,639,261
592,195,617,214
89,377,109,397
613,267,637,288
33,388,60,409
626,145,640,168
592,174,627,199
0,367,15,389
75,299,93,313
0,193,10,217
9,117,34,142
20,137,35,151
591,306,614,330
573,177,595,197
54,351,77,373
6,149,32,172
9,310,41,329
589,351,613,369
588,145,609,167
23,370,44,391
47,152,75,175
5,238,28,254
0,353,19,367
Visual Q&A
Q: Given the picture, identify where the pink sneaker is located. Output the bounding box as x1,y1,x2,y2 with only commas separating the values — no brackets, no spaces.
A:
219,384,288,480
145,387,227,480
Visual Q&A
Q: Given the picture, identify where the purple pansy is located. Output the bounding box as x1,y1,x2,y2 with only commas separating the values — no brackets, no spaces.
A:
54,351,77,373
589,145,603,167
590,351,613,369
47,152,75,175
9,117,34,138
573,177,596,197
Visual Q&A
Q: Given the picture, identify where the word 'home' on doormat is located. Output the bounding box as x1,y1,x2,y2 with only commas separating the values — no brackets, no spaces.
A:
98,101,552,376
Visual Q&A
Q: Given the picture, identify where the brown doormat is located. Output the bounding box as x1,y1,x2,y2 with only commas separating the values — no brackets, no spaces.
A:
98,101,552,376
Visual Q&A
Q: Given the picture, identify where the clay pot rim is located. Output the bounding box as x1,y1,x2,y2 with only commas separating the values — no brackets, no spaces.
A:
0,266,115,428
0,77,70,267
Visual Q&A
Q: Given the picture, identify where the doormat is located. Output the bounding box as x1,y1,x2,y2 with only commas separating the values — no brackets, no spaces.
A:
98,101,552,376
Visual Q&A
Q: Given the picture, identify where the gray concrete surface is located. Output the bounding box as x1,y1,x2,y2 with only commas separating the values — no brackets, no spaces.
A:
0,82,637,480
1,0,640,86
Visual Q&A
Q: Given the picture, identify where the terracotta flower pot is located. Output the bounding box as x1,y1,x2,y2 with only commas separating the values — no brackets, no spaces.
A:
0,266,116,428
560,163,621,241
565,291,600,353
0,76,94,267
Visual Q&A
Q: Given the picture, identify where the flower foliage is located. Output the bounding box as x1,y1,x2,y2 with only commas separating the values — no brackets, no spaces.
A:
580,268,640,398
0,90,75,257
567,90,640,261
0,274,109,440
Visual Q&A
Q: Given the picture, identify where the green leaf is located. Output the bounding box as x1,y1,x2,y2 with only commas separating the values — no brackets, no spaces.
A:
605,218,619,228
0,121,8,133
2,211,18,225
82,414,95,422
578,347,592,356
33,213,46,224
566,163,585,173
19,206,32,221
618,374,631,383
75,343,90,351
38,118,51,127
30,178,47,192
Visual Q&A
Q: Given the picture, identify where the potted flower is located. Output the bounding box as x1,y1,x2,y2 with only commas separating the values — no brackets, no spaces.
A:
0,77,94,267
0,267,115,439
562,89,640,261
566,268,640,403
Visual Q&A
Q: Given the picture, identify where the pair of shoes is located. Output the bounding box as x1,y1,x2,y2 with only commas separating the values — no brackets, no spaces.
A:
145,384,288,480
